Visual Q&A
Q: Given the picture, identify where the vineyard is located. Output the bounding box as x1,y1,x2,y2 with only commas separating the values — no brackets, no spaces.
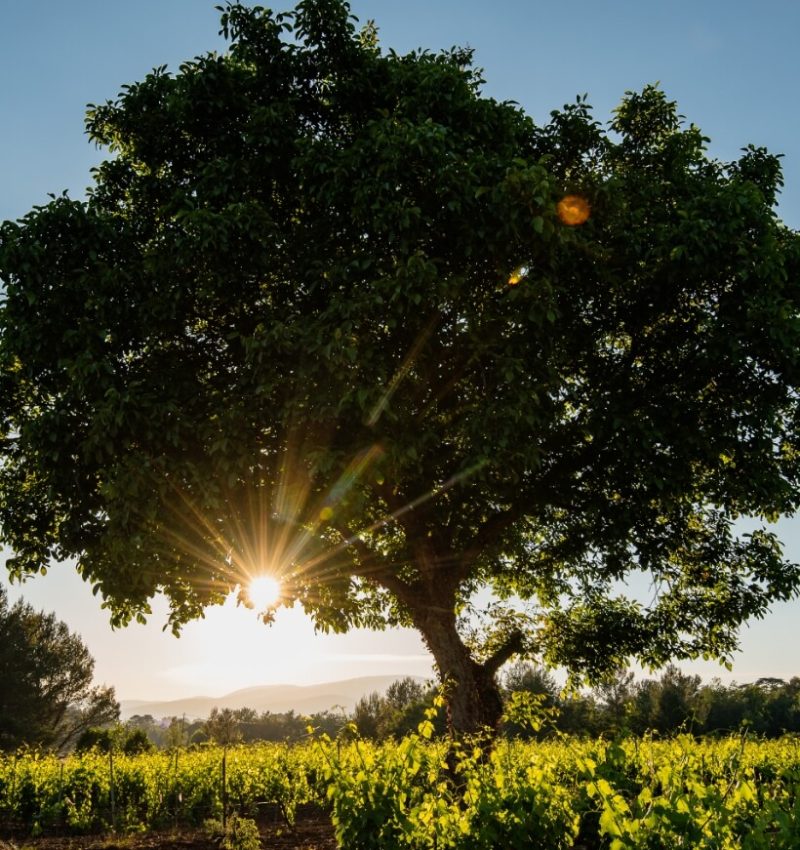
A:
2,732,800,849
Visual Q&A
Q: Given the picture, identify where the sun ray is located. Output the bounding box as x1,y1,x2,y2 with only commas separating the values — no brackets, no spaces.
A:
134,417,489,623
367,312,440,427
299,458,489,575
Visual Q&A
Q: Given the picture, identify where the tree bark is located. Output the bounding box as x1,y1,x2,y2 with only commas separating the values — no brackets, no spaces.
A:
411,603,506,737
365,534,521,739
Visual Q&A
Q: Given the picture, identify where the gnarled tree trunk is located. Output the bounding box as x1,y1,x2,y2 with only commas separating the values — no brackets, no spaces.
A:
411,602,521,737
366,537,523,740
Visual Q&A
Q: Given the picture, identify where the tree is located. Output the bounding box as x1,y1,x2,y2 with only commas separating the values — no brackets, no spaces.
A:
501,661,561,739
593,669,636,734
352,691,384,739
0,586,119,751
352,677,438,739
700,678,747,735
650,665,707,734
205,707,243,746
75,724,153,754
629,679,660,736
2,0,800,737
555,692,601,738
164,715,191,750
502,661,560,707
385,677,428,712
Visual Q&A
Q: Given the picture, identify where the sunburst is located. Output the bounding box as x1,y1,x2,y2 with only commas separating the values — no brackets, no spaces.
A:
247,575,282,610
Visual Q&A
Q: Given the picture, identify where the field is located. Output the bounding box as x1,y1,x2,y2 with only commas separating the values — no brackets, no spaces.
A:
2,733,800,849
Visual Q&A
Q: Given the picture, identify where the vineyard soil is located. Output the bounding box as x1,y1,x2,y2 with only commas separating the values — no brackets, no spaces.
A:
0,806,336,850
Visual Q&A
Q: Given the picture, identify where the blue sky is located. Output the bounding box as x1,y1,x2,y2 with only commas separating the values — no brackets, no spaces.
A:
2,1,799,701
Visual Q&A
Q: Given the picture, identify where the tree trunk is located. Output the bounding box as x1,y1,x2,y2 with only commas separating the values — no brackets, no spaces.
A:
411,604,506,737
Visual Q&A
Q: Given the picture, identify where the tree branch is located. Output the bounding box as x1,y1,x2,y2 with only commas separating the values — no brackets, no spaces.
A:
483,629,525,677
330,521,414,602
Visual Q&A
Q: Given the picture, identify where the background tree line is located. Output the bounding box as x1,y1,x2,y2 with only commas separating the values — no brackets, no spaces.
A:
500,662,800,739
4,581,797,755
109,680,447,751
79,667,800,754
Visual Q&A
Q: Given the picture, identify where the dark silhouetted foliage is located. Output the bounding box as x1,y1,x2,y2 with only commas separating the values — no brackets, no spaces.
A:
2,0,799,736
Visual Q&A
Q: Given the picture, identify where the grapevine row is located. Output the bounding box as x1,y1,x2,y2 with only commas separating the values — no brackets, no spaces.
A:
1,735,799,848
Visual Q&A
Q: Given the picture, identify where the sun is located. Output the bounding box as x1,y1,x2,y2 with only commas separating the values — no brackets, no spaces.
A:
247,575,282,610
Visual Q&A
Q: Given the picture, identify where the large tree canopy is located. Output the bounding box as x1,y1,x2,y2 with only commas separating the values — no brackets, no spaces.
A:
0,586,119,751
2,0,800,734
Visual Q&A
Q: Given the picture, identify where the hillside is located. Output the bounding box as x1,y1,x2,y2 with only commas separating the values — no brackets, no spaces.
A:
120,675,427,720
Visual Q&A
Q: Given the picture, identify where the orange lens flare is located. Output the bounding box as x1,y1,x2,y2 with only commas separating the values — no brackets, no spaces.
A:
557,194,591,226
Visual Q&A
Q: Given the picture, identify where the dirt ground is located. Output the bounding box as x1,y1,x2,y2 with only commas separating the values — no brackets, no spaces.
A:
0,806,337,850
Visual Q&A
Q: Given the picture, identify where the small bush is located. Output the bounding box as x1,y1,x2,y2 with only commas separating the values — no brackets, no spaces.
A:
203,814,261,850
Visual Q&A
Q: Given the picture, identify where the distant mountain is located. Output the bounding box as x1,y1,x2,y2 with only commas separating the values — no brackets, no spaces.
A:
120,674,428,720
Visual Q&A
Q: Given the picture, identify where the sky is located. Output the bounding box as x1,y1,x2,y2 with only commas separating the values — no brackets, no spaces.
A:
1,0,800,703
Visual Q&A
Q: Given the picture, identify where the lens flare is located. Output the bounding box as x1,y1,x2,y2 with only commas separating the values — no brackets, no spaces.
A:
247,575,281,610
557,194,591,226
508,265,528,286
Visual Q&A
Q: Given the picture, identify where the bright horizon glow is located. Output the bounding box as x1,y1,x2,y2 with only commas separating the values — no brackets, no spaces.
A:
1,563,437,700
247,575,282,611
